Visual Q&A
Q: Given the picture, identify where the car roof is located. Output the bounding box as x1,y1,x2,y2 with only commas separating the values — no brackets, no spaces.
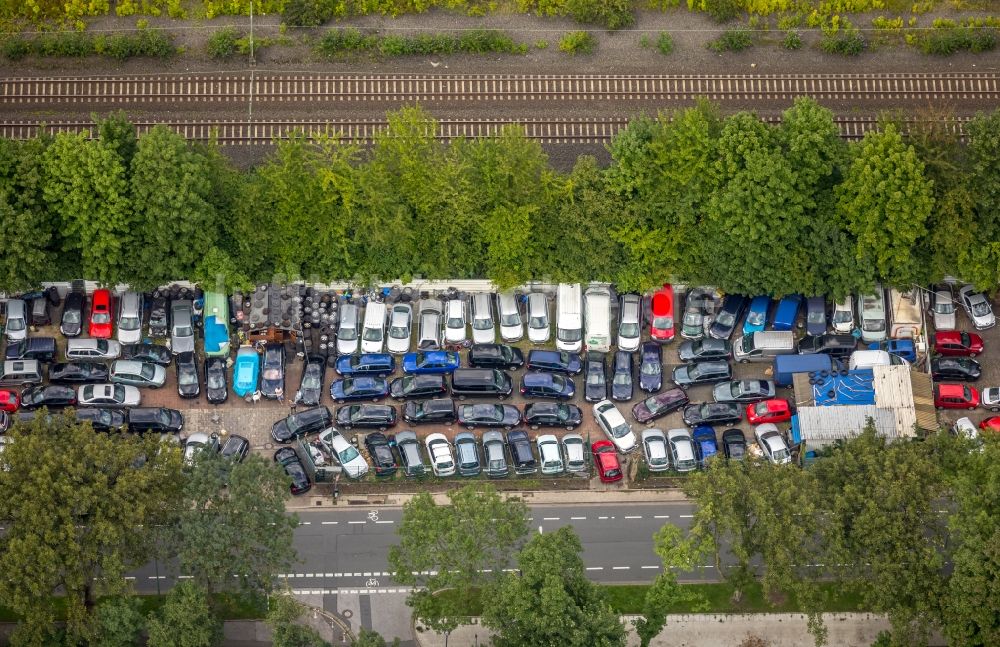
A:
642,428,666,441
937,383,967,396
524,372,556,386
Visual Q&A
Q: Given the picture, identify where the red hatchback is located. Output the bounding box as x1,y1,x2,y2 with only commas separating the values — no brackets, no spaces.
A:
979,416,1000,432
935,384,980,410
0,390,20,413
88,289,114,339
746,399,792,425
591,440,623,483
649,285,675,343
934,331,984,357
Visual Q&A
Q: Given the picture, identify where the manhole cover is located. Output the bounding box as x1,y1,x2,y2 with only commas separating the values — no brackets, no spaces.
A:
342,610,353,619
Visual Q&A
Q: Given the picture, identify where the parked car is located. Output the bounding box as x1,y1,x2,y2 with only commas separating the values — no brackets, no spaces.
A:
831,296,855,333
979,417,1000,432
270,406,333,443
336,404,396,430
183,433,220,465
444,298,469,347
754,424,792,464
743,296,770,335
520,372,575,400
559,433,585,472
642,428,670,472
220,435,250,463
497,292,524,342
797,334,856,359
934,331,984,357
667,428,698,472
322,428,369,479
681,288,711,340
117,291,144,345
361,302,387,354
593,399,636,453
932,357,982,382
583,353,607,403
746,399,792,425
66,338,121,362
712,379,776,404
169,300,195,354
175,352,200,398
935,384,980,410
205,356,228,404
402,351,460,375
20,385,77,410
274,447,311,495
416,299,444,351
618,293,643,351
682,402,742,427
672,360,732,389
678,338,731,363
129,407,184,434
772,295,803,332
692,425,719,467
0,360,42,388
121,343,171,366
467,344,524,371
958,285,996,329
148,296,169,338
591,440,623,483
75,407,127,432
526,349,582,375
336,303,360,355
0,389,19,412
453,432,482,477
78,383,141,407
88,289,114,339
336,353,395,377
526,292,551,344
390,374,449,401
260,343,285,399
537,434,564,475
722,428,747,461
649,285,675,342
393,430,427,477
506,429,537,474
4,300,28,343
458,403,520,430
402,398,456,425
981,387,1000,412
364,432,398,477
5,337,56,363
296,355,326,407
805,296,827,336
523,402,583,430
60,290,85,337
386,303,413,354
470,292,496,345
482,430,509,478
611,351,634,402
858,288,888,344
637,342,663,393
632,389,689,424
110,360,166,388
930,286,957,331
330,376,389,403
710,294,748,340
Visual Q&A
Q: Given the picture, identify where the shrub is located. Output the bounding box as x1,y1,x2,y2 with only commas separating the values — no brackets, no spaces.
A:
282,0,341,26
1,37,32,60
559,30,597,55
916,25,997,55
207,27,240,59
315,28,378,56
566,0,634,29
699,0,742,23
820,23,866,55
708,27,753,52
534,39,549,49
656,31,674,54
782,30,802,49
640,35,651,48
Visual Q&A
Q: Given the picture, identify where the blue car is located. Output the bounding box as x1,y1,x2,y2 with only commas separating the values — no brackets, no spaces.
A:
519,372,575,400
233,346,260,398
772,295,803,331
402,350,461,375
743,296,771,335
868,339,916,363
691,425,719,467
335,353,395,377
330,376,390,403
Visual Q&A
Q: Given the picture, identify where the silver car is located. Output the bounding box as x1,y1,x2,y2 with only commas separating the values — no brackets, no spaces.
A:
337,303,360,355
526,292,550,344
618,294,642,352
110,360,167,388
536,434,564,475
858,288,887,344
497,292,524,342
958,285,996,330
444,299,468,346
117,291,144,345
386,303,413,355
667,428,697,473
642,428,670,472
755,423,792,465
930,286,957,331
482,430,509,478
416,299,443,350
170,300,195,354
561,433,586,473
66,338,121,361
183,432,220,466
78,383,141,407
4,299,27,342
470,293,496,345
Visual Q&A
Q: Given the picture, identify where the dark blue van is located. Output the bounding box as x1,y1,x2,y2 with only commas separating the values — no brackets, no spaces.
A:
772,295,803,332
335,353,396,377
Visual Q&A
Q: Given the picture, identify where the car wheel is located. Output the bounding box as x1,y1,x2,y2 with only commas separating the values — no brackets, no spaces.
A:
467,425,476,431
565,425,575,431
458,395,467,401
992,407,1000,412
337,399,345,404
739,359,749,364
531,424,540,430
970,352,978,358
969,406,976,410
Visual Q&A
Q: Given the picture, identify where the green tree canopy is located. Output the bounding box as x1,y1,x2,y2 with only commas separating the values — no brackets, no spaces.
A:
146,581,223,647
0,137,55,291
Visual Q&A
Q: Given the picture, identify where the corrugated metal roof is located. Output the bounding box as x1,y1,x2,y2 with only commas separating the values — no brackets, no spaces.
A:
910,371,938,431
872,365,914,409
798,406,901,441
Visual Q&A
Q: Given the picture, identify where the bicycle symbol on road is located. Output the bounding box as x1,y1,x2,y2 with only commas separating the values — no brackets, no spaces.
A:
368,510,380,522
366,578,379,587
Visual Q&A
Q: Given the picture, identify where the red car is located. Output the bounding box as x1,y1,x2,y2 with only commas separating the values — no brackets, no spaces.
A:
746,399,792,425
649,284,675,343
0,390,20,413
979,416,1000,432
935,384,980,410
591,440,623,483
934,331,984,357
88,289,114,339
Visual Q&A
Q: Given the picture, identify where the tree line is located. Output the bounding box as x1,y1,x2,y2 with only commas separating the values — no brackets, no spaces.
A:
1,100,998,296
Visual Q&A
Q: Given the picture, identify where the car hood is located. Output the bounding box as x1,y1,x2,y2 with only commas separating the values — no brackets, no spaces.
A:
171,337,195,354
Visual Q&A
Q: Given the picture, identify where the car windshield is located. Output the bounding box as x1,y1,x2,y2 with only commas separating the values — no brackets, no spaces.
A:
263,368,281,380
62,311,80,324
140,364,155,380
611,423,630,439
174,325,192,337
120,315,140,329
338,326,358,341
302,373,321,389
754,402,771,416
389,324,409,338
613,373,630,385
447,317,464,329
237,364,253,384
338,445,361,464
960,332,972,346
934,299,955,314
683,312,701,326
587,370,605,385
473,318,492,331
651,315,673,329
773,447,790,461
832,308,852,323
529,314,547,328
363,327,383,342
401,376,419,391
620,322,640,337
641,362,660,376
715,312,735,327
501,312,520,326
747,310,765,325
972,301,991,317
558,328,582,342
92,313,110,324
207,372,225,389
863,318,886,332
807,310,825,323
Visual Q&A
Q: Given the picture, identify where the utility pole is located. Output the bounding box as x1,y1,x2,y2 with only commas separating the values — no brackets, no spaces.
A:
248,0,255,122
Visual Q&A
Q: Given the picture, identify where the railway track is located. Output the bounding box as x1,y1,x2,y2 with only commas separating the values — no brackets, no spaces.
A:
2,72,999,105
0,116,970,145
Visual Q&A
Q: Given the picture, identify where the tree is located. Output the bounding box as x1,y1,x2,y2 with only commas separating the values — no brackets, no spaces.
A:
88,595,145,647
482,526,626,647
267,592,328,647
146,581,223,647
0,412,183,644
388,484,528,633
634,525,705,647
959,110,1000,289
171,451,299,596
352,628,400,647
0,137,56,291
95,110,138,170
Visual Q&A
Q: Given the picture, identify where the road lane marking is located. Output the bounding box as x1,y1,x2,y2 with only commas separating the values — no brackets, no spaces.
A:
641,565,660,569
570,516,586,520
348,521,366,524
543,517,560,521
612,566,630,570
586,567,603,571
598,516,609,519
375,520,394,524
679,514,694,518
654,515,670,519
321,521,338,525
299,522,311,525
624,515,642,519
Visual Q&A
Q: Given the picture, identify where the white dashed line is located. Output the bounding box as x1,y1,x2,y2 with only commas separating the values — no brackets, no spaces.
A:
348,521,366,525
321,521,338,525
624,515,642,519
543,517,560,521
641,565,660,570
570,516,586,520
598,516,609,520
612,566,630,570
679,514,694,518
586,567,604,571
375,520,394,524
299,522,311,526
654,515,670,519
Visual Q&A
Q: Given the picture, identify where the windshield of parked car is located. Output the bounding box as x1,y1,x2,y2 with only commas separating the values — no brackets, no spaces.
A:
613,372,630,385
120,314,140,330
447,316,464,329
772,446,790,461
137,364,153,380
175,324,192,337
207,370,225,389
338,445,361,464
683,311,701,326
501,312,520,326
832,308,852,324
807,310,825,323
473,317,492,331
301,371,321,390
747,309,765,326
263,368,281,380
641,361,661,375
972,300,991,317
934,297,955,314
113,385,126,401
363,326,383,342
611,422,630,439
558,327,582,342
92,312,110,324
389,324,408,339
62,310,80,324
620,322,640,337
338,324,358,341
529,313,547,329
862,317,886,332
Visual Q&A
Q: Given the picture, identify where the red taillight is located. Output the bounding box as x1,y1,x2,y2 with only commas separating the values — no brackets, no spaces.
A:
520,388,526,394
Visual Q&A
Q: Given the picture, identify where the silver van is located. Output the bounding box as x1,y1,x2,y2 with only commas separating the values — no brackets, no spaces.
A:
497,292,523,342
336,303,360,355
470,293,496,345
117,292,144,345
4,299,28,342
0,359,43,387
170,300,195,354
733,331,796,363
416,299,443,350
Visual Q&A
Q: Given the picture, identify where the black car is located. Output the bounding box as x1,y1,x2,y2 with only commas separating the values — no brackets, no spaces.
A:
60,289,85,337
611,351,634,402
221,435,250,463
677,338,731,363
127,407,184,434
709,294,748,340
457,403,521,430
638,342,662,393
390,374,449,401
722,428,747,461
681,402,742,427
148,296,169,338
296,355,326,407
336,404,397,430
175,352,200,399
522,402,582,430
583,353,608,403
260,343,286,399
49,362,109,384
20,385,77,410
468,344,525,370
204,356,228,404
17,407,126,432
526,349,583,375
672,361,732,389
931,357,982,382
402,398,457,425
121,343,172,366
520,372,575,400
797,334,857,359
274,447,311,495
5,337,57,363
270,406,333,443
631,388,689,424
506,429,537,475
364,432,399,477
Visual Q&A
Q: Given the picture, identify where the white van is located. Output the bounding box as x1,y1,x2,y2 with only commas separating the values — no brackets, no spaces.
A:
858,286,887,344
733,331,795,363
556,283,583,352
360,302,387,353
848,349,909,371
584,286,612,353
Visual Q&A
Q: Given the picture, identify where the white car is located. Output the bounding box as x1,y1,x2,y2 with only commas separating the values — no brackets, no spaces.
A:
981,387,1000,412
78,383,141,407
497,292,524,342
952,417,980,443
831,296,854,333
858,287,887,344
526,292,550,344
536,434,564,475
320,428,370,479
117,291,144,345
593,399,636,453
618,294,642,352
386,304,413,355
666,429,697,473
444,299,468,346
65,338,121,361
183,432,219,466
424,432,456,477
561,433,586,472
470,293,496,345
930,286,957,331
4,299,27,342
361,302,387,354
958,285,996,330
336,303,360,355
754,423,792,465
641,428,670,472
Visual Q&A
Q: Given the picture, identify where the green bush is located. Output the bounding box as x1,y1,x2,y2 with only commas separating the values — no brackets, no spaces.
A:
315,28,379,56
656,31,674,54
559,30,597,55
703,0,742,23
282,0,341,26
708,27,753,52
315,28,525,58
1,37,31,60
916,26,997,55
207,27,240,59
782,30,802,49
820,24,866,55
36,32,93,57
565,0,634,29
